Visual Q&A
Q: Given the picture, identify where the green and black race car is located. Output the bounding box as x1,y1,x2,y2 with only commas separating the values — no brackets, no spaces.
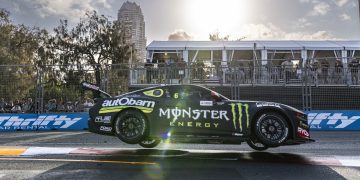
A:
84,82,314,151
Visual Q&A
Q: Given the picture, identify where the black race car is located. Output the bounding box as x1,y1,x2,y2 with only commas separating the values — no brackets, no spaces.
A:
84,82,314,150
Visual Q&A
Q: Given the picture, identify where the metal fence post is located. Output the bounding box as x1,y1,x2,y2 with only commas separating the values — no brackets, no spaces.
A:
35,68,44,113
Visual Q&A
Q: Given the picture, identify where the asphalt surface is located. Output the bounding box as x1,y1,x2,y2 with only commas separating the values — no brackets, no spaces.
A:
0,131,359,179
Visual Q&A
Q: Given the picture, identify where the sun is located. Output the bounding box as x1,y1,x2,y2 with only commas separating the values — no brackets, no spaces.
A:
186,0,249,40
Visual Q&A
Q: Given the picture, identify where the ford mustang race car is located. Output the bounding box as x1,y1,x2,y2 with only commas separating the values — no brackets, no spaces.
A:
84,82,314,150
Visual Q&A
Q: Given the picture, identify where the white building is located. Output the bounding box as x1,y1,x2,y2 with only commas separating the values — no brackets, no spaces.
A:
118,1,146,62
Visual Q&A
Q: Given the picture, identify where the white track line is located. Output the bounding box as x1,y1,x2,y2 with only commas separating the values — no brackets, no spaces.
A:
22,147,77,156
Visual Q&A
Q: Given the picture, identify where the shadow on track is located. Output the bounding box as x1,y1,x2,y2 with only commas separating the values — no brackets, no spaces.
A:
31,149,347,180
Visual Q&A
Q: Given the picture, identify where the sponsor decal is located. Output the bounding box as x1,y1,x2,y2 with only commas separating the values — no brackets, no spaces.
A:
170,121,219,128
230,103,249,131
99,126,112,132
143,89,164,98
308,112,360,129
232,133,244,136
256,102,280,108
0,115,82,130
297,127,309,138
200,101,213,107
159,107,229,122
102,98,155,108
95,116,111,124
99,97,155,114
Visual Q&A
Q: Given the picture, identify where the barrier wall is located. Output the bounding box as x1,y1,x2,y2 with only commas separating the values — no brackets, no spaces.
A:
0,111,359,131
306,110,360,131
0,113,88,131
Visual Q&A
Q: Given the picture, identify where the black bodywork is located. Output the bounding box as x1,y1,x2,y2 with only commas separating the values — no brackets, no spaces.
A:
88,84,314,146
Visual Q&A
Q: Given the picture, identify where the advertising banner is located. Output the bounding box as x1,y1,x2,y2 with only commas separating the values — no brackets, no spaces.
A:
1,110,359,131
0,113,88,131
306,110,360,131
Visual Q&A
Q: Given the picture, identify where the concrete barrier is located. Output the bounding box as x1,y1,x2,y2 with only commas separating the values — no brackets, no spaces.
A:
1,110,359,131
306,110,360,130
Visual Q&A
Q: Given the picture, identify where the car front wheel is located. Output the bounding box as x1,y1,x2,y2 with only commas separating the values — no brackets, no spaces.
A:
114,109,148,144
254,112,289,147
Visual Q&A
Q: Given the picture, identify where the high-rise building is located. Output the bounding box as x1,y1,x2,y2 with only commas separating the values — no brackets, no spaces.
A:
118,1,146,62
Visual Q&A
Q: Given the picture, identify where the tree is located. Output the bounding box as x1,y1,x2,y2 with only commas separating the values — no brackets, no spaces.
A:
209,31,229,41
49,10,134,89
0,9,44,102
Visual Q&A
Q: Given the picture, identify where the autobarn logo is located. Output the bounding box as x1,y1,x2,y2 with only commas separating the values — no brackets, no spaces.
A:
0,115,82,130
230,103,249,131
102,97,155,108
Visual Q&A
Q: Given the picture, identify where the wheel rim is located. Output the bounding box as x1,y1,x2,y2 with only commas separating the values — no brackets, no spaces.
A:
119,115,145,139
258,116,286,142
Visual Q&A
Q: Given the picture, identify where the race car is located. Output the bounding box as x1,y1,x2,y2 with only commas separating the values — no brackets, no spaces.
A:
84,82,314,151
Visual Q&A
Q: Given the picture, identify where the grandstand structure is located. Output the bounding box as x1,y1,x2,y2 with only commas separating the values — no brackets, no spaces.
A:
129,40,360,85
127,40,360,110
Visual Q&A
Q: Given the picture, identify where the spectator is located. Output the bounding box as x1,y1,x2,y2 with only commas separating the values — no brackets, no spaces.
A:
178,58,186,84
0,98,7,113
57,100,66,112
83,98,94,112
296,64,302,79
321,61,329,84
281,59,293,83
22,98,34,113
65,101,75,112
334,60,343,84
5,101,13,113
74,99,84,112
310,61,320,84
349,59,359,85
46,99,57,113
11,100,22,113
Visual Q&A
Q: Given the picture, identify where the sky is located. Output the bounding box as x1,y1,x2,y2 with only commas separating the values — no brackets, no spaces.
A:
1,0,360,44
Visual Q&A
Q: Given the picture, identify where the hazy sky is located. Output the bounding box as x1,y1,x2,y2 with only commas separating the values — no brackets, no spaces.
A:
1,0,360,43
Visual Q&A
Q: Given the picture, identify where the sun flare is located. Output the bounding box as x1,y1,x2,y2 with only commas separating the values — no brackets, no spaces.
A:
186,0,249,39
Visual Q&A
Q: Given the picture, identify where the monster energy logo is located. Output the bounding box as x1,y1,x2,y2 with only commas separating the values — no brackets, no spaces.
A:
230,103,249,131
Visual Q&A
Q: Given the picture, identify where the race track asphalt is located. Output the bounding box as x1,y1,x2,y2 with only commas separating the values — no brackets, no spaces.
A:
0,131,359,180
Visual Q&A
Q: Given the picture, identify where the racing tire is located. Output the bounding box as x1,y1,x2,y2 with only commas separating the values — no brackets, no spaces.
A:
246,137,268,151
114,109,148,144
139,138,161,148
254,112,289,147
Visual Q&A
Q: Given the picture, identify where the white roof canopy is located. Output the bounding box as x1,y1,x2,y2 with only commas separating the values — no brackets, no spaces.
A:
147,40,360,51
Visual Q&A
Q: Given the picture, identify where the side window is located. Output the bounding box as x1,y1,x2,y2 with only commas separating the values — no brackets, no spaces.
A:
168,87,201,100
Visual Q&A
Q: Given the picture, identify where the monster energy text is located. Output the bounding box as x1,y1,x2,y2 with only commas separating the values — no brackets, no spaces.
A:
230,103,249,131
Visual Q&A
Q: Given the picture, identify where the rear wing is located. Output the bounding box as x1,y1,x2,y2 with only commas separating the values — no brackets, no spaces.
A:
81,81,111,98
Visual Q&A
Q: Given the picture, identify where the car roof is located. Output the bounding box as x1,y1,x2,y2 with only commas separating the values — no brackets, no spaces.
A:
116,84,229,100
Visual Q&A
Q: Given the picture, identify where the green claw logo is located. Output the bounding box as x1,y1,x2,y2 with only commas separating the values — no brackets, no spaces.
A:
230,103,249,131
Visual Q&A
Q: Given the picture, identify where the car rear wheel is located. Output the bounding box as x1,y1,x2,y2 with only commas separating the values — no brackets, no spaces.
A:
139,138,161,148
254,112,289,147
246,137,268,151
114,109,148,144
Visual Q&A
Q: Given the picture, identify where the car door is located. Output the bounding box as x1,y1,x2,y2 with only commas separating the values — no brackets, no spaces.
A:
157,85,204,135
